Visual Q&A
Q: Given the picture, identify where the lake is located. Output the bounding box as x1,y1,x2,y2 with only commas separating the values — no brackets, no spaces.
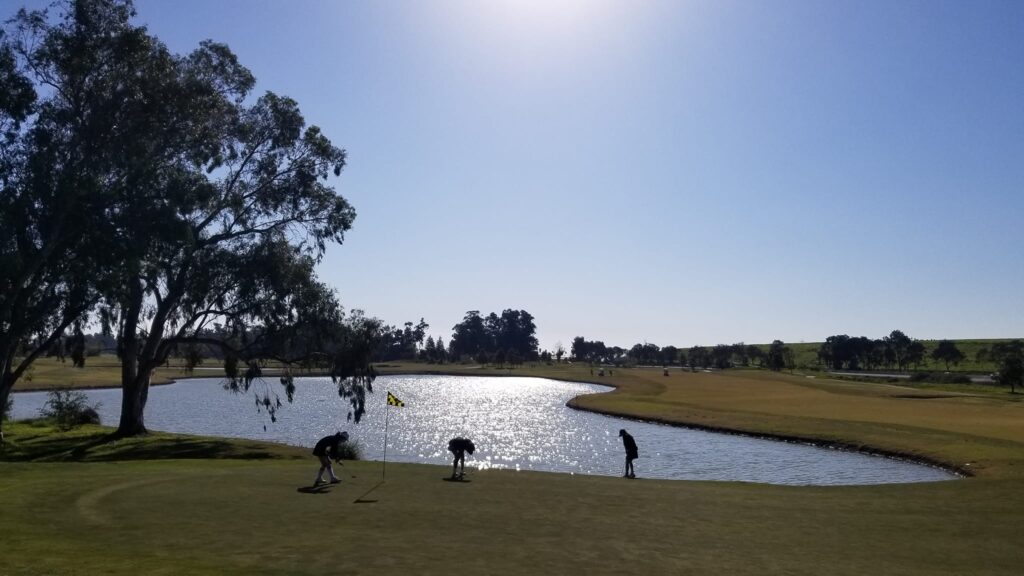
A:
10,374,955,485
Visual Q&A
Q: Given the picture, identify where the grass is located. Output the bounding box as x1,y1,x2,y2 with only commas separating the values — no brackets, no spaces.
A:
11,354,321,391
13,354,208,391
3,362,1024,574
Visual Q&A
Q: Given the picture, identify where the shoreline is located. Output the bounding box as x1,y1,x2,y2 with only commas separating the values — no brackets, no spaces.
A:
12,368,968,481
377,367,973,478
564,397,970,479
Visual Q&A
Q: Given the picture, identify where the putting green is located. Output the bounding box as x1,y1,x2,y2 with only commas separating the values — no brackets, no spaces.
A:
2,364,1023,575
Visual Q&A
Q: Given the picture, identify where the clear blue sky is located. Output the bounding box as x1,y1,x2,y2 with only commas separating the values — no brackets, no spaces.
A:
23,0,1024,349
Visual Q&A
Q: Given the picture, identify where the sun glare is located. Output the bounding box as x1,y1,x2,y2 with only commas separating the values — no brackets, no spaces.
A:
440,0,619,57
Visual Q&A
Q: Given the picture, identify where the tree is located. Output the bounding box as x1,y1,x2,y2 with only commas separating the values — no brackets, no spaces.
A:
423,336,436,363
991,340,1024,394
906,341,927,371
746,345,764,368
434,336,447,364
688,346,708,370
784,347,796,373
628,342,660,365
711,344,732,369
571,336,588,361
491,309,539,360
451,311,489,359
660,345,679,366
507,348,521,369
553,341,565,363
731,343,749,367
1,0,159,441
68,326,86,368
4,1,365,436
884,330,912,372
931,340,965,371
375,319,430,361
451,309,537,361
766,340,788,372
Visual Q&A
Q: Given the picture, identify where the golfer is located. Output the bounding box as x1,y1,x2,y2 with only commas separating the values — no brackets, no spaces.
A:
619,429,638,478
312,431,348,486
448,437,476,479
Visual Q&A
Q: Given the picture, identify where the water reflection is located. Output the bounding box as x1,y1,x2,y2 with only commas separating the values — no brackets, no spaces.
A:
10,374,954,485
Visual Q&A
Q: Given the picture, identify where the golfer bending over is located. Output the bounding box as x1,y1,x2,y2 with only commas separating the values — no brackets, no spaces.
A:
619,429,638,478
448,437,476,479
312,431,349,486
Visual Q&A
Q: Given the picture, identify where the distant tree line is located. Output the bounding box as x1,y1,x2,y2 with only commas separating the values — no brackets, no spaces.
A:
449,310,539,365
569,330,1024,392
818,330,937,372
374,319,429,362
570,336,792,371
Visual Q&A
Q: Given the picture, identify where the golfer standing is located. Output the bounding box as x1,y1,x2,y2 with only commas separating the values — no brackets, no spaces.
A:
619,429,638,478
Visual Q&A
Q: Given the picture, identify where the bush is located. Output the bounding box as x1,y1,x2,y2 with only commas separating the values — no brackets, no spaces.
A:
909,372,972,385
337,440,362,461
39,390,101,430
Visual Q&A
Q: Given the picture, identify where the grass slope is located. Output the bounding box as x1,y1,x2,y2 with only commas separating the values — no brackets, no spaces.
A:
2,363,1024,574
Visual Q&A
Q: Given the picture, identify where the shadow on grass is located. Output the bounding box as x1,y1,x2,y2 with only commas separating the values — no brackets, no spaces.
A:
297,485,333,494
0,423,303,463
352,480,384,504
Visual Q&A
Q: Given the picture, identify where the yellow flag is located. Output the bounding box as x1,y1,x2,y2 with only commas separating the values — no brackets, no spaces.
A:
387,391,405,407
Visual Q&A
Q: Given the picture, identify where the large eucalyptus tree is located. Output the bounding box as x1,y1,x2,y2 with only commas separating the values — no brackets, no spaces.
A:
2,0,373,438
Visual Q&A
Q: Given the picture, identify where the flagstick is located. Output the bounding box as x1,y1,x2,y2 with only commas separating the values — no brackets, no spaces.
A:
382,399,390,481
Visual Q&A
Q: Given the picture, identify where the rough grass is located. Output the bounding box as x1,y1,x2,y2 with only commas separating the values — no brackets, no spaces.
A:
3,362,1024,574
13,355,201,391
11,354,318,391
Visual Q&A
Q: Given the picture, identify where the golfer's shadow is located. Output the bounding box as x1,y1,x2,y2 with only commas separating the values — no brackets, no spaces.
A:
296,485,334,495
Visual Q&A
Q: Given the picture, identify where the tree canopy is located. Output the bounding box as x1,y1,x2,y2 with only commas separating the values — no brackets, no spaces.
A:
450,309,538,361
0,0,370,437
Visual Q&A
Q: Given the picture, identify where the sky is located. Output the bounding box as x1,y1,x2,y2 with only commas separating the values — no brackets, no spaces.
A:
14,0,1024,350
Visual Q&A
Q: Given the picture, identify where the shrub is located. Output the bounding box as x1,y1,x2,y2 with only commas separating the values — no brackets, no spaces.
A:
909,372,972,385
337,440,362,461
39,390,101,430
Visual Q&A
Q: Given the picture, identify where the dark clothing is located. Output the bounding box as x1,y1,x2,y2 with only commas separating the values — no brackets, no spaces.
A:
448,437,476,456
622,432,639,460
313,434,342,458
448,437,475,479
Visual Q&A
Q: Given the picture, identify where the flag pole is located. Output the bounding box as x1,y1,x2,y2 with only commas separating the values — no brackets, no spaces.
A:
382,397,390,481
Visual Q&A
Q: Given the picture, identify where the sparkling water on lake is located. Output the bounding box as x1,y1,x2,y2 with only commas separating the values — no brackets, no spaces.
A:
10,375,955,485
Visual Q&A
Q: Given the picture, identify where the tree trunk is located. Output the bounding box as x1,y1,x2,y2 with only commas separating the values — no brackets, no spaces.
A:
116,278,146,437
0,379,10,444
117,373,149,436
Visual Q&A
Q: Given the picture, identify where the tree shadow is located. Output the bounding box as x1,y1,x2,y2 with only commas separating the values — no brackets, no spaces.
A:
1,427,300,463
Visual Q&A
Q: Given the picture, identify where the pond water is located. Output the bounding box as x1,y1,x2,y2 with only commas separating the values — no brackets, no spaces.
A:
10,375,955,485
